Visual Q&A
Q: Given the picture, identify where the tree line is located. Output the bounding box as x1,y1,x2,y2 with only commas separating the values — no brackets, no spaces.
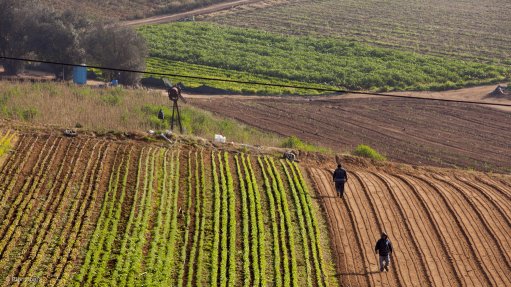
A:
0,0,147,85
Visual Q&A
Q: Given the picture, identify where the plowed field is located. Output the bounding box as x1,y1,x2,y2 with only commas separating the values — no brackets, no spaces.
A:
0,132,337,286
190,96,511,172
307,164,511,287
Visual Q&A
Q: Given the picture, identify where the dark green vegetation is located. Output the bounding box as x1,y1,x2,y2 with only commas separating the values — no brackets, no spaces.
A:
207,0,511,65
139,22,508,94
0,0,146,85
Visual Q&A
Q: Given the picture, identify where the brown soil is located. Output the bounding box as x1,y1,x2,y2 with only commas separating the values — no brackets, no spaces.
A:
189,86,511,173
306,160,511,287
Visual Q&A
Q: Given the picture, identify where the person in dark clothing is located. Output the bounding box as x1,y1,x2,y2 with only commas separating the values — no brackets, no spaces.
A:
332,164,348,198
375,232,393,272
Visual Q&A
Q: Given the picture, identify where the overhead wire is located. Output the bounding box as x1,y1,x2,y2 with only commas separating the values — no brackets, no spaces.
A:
1,55,511,107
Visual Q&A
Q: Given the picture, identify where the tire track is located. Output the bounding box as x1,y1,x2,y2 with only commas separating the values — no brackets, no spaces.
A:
349,171,400,286
466,176,511,220
406,174,493,286
309,168,367,287
395,174,478,286
353,171,411,287
423,175,510,285
371,172,434,286
456,174,511,228
442,176,511,272
382,173,459,287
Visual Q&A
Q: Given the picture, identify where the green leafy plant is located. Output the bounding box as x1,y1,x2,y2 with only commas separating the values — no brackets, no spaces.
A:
353,144,387,161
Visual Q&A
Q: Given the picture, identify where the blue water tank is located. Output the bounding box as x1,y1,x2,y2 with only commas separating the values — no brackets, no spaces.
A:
73,64,87,85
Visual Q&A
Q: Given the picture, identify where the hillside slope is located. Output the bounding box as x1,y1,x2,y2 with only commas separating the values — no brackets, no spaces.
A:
41,0,234,20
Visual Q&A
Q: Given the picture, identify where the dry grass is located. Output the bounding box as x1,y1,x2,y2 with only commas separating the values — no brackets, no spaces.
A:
0,81,289,147
0,81,167,131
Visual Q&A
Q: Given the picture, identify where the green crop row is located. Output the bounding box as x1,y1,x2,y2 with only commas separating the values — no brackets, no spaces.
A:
177,151,194,287
0,137,61,280
289,161,326,287
15,139,82,280
257,157,282,287
218,152,229,287
52,142,109,286
76,145,127,285
234,155,252,287
110,147,147,285
223,152,237,287
186,151,201,287
241,155,262,286
146,149,170,286
139,22,509,94
210,151,221,286
0,141,335,286
144,57,328,96
195,151,208,286
280,160,313,287
163,150,181,286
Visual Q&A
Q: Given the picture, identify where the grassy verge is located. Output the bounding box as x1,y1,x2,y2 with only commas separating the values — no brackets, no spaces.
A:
353,144,386,161
0,81,325,151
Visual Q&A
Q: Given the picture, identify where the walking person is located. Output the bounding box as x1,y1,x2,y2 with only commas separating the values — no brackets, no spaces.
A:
332,164,348,198
375,232,393,272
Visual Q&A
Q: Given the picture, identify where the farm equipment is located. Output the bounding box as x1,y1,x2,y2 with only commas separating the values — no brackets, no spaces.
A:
163,78,187,133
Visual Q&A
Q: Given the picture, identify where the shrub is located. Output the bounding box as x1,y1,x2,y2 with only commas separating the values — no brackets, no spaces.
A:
280,136,329,153
353,144,386,161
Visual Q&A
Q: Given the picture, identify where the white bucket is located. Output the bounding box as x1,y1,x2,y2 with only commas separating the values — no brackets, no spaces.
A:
214,134,226,143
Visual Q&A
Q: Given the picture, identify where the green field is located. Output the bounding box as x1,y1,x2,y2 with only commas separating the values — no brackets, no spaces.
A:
139,22,508,94
0,133,338,286
205,0,511,65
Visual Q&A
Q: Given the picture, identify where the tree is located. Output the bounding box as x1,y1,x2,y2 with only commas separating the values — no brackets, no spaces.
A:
28,8,90,79
84,24,147,85
0,0,34,74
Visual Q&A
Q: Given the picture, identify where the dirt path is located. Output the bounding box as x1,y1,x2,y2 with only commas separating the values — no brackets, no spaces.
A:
307,165,511,287
123,0,264,26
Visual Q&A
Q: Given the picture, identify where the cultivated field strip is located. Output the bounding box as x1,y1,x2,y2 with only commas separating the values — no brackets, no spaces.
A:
207,0,511,64
191,97,511,172
0,135,335,286
308,167,511,286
